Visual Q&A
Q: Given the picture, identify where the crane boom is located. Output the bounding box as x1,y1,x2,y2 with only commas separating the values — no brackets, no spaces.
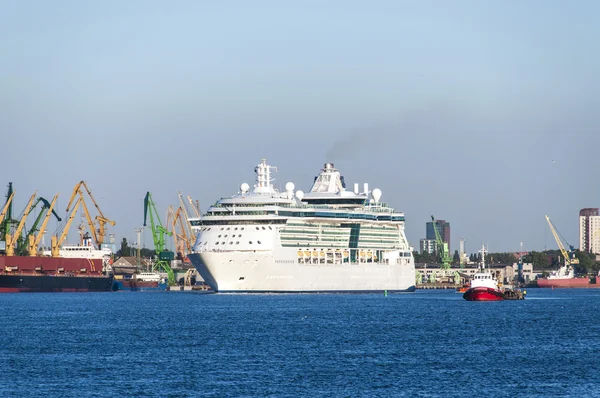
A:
51,197,82,257
5,191,37,256
545,215,579,265
187,196,201,218
27,197,62,236
28,194,59,256
0,190,15,226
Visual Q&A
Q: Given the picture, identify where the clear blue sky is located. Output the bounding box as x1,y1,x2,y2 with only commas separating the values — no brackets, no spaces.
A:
2,0,599,254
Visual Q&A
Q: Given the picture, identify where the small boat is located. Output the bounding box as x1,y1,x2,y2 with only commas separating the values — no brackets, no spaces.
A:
463,245,504,301
456,284,469,293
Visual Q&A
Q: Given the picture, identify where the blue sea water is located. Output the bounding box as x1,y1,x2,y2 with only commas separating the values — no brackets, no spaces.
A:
1,289,600,397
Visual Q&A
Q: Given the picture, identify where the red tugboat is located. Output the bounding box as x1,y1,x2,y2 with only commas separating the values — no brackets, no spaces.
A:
463,245,504,301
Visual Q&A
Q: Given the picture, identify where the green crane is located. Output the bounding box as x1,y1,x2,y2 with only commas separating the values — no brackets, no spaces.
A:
144,191,176,285
431,215,452,270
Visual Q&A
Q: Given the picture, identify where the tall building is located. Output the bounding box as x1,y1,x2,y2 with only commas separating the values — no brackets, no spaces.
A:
426,219,451,253
579,208,600,254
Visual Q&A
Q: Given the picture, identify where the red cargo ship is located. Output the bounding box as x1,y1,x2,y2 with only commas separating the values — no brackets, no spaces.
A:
536,274,599,288
0,256,114,292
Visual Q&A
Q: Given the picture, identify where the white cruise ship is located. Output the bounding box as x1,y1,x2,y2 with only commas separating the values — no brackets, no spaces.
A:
188,159,416,293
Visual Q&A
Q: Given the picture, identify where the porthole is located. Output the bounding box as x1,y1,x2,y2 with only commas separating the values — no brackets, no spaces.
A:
218,235,222,238
236,241,240,244
249,241,253,244
269,226,272,230
221,242,225,245
241,227,245,230
256,227,259,230
215,242,219,245
227,227,230,230
257,241,262,244
224,234,228,237
238,234,242,237
234,227,238,230
220,228,224,231
262,226,266,230
229,242,233,245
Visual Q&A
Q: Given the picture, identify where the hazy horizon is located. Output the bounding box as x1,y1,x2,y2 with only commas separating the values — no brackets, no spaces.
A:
3,0,599,255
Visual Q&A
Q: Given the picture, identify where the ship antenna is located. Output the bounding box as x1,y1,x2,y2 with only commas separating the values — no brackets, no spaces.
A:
479,244,487,270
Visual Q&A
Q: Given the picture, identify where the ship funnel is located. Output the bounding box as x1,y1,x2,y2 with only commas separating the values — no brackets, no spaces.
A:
363,183,369,195
353,183,359,194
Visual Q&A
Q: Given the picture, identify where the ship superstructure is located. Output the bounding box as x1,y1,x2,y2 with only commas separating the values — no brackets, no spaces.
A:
188,160,416,293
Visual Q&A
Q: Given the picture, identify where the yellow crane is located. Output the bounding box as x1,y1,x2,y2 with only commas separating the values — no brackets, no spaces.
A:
28,194,59,256
51,196,82,257
545,215,579,266
5,191,37,256
65,181,115,248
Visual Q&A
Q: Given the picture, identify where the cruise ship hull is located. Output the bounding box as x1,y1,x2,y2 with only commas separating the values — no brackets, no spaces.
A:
189,252,416,293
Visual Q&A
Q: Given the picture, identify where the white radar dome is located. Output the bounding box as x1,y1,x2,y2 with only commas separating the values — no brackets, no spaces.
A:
372,188,382,203
240,183,250,193
295,190,304,200
285,182,295,192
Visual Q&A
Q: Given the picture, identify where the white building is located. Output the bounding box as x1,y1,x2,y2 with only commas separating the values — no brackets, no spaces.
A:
579,208,600,254
420,239,437,254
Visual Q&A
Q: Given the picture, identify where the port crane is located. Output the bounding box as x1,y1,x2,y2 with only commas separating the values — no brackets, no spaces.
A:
27,194,59,256
545,215,579,271
167,205,193,258
144,192,175,285
428,215,460,284
431,215,452,270
5,191,37,256
65,181,115,248
21,196,62,254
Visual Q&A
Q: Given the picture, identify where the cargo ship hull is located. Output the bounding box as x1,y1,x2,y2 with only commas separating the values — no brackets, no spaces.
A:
537,277,599,288
0,256,113,293
0,274,114,292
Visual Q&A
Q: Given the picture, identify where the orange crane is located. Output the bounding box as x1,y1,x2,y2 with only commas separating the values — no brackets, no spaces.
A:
27,194,59,256
51,196,82,257
167,205,192,258
5,191,37,256
65,181,115,248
